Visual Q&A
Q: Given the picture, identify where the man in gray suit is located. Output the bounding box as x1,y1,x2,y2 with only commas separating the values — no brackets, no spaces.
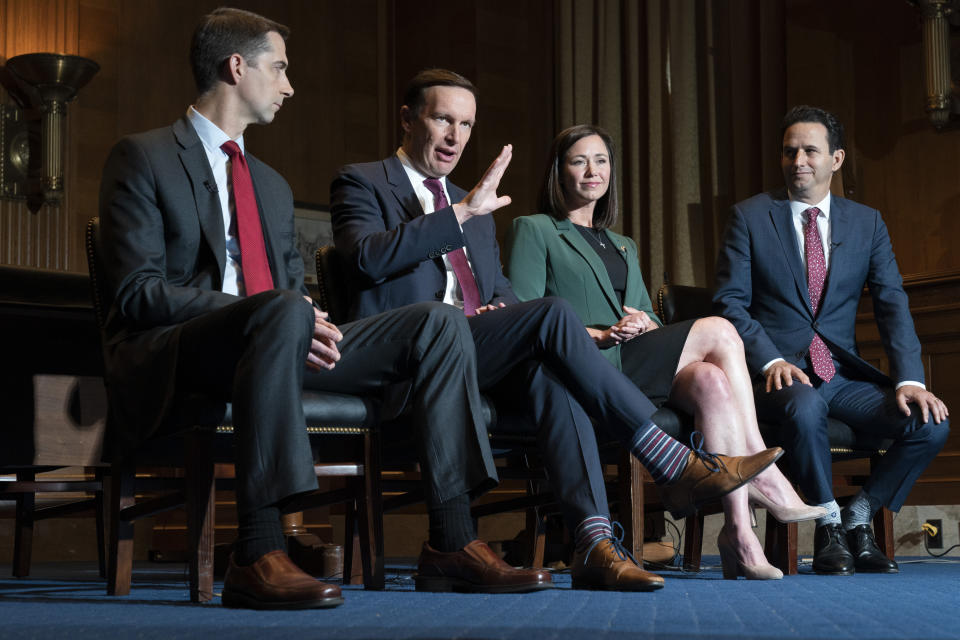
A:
98,7,550,609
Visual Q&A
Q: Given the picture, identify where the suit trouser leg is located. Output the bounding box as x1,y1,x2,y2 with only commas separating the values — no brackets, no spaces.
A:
754,380,834,504
304,301,495,505
489,361,610,532
177,294,493,516
175,290,319,516
469,297,664,529
469,297,660,442
822,374,950,511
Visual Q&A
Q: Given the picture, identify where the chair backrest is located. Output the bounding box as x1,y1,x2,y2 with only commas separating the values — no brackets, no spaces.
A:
656,283,713,325
314,245,350,324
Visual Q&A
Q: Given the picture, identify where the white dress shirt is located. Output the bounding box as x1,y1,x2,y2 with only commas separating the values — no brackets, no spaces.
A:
186,106,244,296
396,148,475,310
762,192,922,389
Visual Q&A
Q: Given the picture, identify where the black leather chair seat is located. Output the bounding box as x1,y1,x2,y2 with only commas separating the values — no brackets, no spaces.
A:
759,418,891,460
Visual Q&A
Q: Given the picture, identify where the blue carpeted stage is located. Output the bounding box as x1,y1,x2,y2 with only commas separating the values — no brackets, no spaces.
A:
0,559,957,639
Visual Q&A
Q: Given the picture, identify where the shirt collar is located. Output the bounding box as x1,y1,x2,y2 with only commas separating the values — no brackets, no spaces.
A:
397,147,445,187
187,106,244,157
789,192,831,220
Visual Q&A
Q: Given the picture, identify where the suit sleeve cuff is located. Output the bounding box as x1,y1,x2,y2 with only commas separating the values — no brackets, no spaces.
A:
761,357,785,373
895,380,925,390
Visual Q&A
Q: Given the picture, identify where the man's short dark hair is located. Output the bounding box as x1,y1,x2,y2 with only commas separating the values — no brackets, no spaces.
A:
537,124,619,230
401,69,478,117
781,105,845,152
190,7,290,95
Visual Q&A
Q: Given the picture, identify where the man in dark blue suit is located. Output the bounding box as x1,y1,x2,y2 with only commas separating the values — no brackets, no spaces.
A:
332,69,781,591
714,106,950,575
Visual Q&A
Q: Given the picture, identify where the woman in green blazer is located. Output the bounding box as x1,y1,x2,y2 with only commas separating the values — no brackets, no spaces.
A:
507,125,825,580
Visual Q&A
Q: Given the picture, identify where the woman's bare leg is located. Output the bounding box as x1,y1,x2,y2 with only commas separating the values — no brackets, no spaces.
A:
674,317,807,508
669,360,768,567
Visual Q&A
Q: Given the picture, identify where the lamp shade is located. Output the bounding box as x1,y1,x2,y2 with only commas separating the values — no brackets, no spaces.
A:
5,53,100,104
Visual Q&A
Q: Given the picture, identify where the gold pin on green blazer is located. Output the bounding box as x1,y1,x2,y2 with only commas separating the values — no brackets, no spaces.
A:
506,213,661,370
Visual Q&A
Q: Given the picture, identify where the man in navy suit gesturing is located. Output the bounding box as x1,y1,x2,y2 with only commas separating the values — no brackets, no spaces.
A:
714,106,950,575
332,68,781,591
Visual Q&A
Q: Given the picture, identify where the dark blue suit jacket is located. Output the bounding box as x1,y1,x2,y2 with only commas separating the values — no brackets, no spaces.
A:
330,155,517,321
713,190,923,386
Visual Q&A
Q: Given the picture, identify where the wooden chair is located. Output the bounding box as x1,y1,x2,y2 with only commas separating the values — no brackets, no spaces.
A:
656,281,895,575
85,218,389,600
0,264,109,578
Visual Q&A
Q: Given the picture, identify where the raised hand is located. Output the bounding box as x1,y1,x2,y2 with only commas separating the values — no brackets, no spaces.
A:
454,144,513,224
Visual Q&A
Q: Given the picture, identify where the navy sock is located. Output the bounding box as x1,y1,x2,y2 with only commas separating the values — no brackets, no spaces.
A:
428,492,476,552
235,504,285,566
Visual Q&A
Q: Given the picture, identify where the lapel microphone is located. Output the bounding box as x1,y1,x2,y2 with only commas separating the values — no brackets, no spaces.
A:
203,180,218,194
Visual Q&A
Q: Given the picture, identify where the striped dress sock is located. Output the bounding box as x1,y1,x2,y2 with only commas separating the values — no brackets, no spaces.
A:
629,421,691,485
574,515,613,554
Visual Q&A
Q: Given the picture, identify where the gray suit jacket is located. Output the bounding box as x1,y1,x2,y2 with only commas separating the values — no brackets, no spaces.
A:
713,190,923,386
98,116,307,452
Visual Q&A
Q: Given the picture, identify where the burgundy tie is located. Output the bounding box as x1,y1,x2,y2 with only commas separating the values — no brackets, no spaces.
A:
423,177,483,316
804,207,835,383
221,141,273,296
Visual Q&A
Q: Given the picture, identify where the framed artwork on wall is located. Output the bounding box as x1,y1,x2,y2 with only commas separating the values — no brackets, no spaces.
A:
293,202,332,285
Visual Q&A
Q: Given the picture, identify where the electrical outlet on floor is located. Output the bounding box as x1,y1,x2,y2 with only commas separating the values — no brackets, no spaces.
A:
925,519,943,549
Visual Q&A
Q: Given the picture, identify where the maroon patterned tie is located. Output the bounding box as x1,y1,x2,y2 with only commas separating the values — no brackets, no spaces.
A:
221,141,274,296
804,207,835,383
423,178,483,316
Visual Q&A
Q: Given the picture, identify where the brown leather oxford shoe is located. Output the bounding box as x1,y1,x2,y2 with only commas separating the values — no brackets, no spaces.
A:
571,538,664,591
659,446,783,518
222,550,344,609
415,540,554,593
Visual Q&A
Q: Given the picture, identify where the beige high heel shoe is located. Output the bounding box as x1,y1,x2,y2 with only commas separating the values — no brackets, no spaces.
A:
716,527,783,580
748,484,828,523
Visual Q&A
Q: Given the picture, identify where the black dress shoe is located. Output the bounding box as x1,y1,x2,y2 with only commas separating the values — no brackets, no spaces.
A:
812,524,855,575
846,524,899,573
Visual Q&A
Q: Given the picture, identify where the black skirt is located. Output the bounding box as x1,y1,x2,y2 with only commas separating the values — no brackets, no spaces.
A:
619,318,696,406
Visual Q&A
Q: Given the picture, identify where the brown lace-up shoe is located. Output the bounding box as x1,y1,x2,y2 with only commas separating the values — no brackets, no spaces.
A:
660,445,783,518
222,550,344,609
415,540,553,593
571,537,664,591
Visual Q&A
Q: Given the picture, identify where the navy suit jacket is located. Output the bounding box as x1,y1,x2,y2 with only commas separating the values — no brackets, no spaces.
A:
713,190,923,387
330,155,517,321
98,116,306,451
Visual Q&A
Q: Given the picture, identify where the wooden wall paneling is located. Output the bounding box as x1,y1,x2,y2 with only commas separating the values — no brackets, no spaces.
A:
67,0,118,272
474,0,556,245
392,0,555,245
393,0,479,190
785,0,960,279
855,271,960,504
2,0,79,57
244,0,388,205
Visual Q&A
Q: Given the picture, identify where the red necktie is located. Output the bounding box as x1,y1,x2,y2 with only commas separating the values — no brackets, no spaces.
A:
804,207,835,383
423,178,483,316
221,141,273,296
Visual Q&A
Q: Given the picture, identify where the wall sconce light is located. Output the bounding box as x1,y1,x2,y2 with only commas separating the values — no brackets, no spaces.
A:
0,53,99,212
913,0,960,128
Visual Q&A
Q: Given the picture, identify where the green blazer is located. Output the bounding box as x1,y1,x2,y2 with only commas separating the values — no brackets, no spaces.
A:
506,213,660,370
